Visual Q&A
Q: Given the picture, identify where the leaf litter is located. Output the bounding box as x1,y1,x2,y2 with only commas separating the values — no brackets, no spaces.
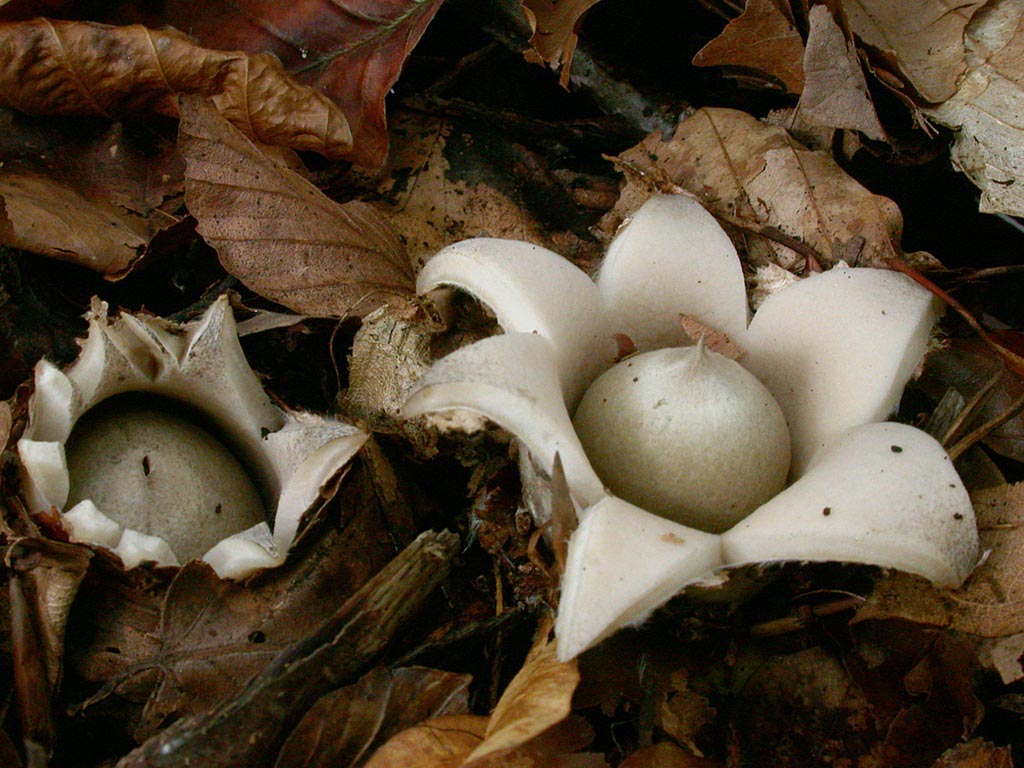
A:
2,2,1024,766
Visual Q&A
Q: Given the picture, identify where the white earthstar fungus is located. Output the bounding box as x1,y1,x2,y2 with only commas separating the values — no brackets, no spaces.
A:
404,193,980,661
17,296,368,579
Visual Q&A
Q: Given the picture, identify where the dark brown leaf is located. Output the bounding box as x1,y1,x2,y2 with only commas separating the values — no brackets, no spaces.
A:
275,666,471,768
0,18,351,157
136,0,445,167
692,0,805,94
71,459,399,738
179,95,413,318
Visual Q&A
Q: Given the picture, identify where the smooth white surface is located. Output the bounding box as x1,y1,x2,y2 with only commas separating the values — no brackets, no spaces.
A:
598,194,749,351
743,267,941,476
722,422,979,587
556,495,723,660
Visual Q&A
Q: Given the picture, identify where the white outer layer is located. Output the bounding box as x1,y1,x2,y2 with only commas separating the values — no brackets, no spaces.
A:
417,238,611,409
598,194,750,350
722,422,979,587
742,267,941,476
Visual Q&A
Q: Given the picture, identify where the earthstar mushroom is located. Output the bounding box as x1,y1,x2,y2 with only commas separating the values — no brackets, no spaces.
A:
17,296,367,578
404,193,980,660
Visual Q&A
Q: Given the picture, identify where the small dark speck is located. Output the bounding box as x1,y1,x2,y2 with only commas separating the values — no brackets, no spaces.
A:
949,483,956,488
823,507,832,516
248,631,266,644
890,445,903,453
214,503,223,515
142,455,151,475
954,513,964,520
633,377,639,383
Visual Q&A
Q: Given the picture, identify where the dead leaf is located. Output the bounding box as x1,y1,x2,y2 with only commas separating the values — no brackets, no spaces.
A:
0,19,351,158
363,714,489,768
692,0,805,94
844,0,985,103
916,339,1024,464
656,669,716,755
0,400,11,448
522,0,602,87
178,95,413,319
607,108,909,270
129,0,445,167
464,623,579,765
371,112,599,269
796,5,885,141
619,743,723,768
0,108,184,218
931,739,1013,768
678,315,743,360
923,2,1024,216
7,537,93,761
118,530,459,768
0,171,149,277
275,666,472,768
732,645,885,767
857,482,1024,637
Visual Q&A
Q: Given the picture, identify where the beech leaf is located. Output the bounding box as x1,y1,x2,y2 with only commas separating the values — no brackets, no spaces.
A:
364,714,489,768
0,18,352,158
275,666,471,768
844,0,986,103
179,95,414,319
0,171,148,277
692,0,805,94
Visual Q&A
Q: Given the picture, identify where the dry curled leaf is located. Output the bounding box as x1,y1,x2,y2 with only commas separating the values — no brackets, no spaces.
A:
465,624,579,765
844,0,986,103
522,0,602,87
0,18,351,158
692,0,805,94
607,107,914,271
136,0,445,168
857,482,1024,637
179,95,413,319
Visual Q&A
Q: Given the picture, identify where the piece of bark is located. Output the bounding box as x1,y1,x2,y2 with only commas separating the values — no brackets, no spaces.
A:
116,529,460,768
